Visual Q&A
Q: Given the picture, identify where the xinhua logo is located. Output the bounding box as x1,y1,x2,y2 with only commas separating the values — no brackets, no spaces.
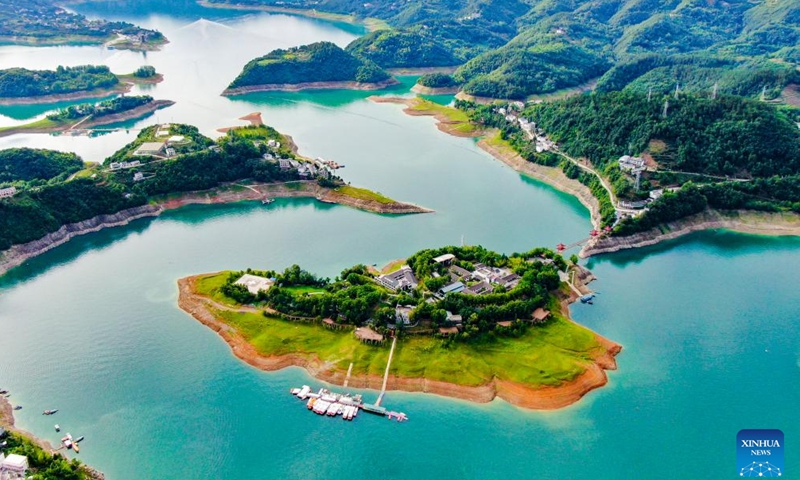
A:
737,429,784,477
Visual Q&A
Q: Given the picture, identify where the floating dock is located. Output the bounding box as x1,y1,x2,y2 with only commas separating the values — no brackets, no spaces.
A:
290,385,407,422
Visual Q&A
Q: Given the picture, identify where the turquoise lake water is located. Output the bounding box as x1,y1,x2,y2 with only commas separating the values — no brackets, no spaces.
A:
0,2,798,479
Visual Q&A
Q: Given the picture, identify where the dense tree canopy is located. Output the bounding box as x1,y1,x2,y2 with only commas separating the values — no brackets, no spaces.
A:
228,41,390,89
0,148,83,184
0,65,118,98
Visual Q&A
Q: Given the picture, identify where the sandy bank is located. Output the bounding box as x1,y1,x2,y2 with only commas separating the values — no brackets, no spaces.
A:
0,205,162,278
158,181,432,215
178,275,620,410
0,100,174,138
581,209,800,258
411,84,460,95
371,96,602,227
477,136,602,229
222,78,399,96
389,66,460,76
0,181,429,278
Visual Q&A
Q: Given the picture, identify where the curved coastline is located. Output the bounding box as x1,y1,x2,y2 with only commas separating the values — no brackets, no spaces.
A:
222,78,400,96
371,96,602,227
177,275,621,410
580,209,800,258
0,100,175,138
411,84,460,95
0,183,430,278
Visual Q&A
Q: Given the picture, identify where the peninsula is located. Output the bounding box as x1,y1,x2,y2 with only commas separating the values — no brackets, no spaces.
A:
179,245,620,409
0,0,167,50
0,120,429,276
223,42,398,95
0,96,174,138
0,65,164,105
372,93,800,256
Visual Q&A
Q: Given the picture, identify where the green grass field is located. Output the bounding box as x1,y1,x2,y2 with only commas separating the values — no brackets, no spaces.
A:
216,309,600,387
409,98,480,135
336,185,394,204
194,271,604,388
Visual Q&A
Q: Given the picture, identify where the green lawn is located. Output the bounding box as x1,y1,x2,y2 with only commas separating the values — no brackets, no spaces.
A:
284,285,327,295
214,307,602,388
336,185,394,204
195,272,242,306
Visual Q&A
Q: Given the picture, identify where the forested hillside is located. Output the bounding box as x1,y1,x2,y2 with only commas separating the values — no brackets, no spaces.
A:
0,65,119,98
0,148,83,184
524,92,800,177
209,0,800,100
228,42,390,90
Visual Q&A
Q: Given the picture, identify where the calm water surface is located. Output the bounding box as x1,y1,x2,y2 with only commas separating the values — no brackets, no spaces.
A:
0,2,798,479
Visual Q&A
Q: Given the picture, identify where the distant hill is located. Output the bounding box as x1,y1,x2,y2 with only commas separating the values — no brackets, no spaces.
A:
209,0,800,100
226,42,394,93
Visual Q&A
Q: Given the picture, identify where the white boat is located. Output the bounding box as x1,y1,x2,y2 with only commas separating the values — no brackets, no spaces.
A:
290,388,301,395
54,424,60,432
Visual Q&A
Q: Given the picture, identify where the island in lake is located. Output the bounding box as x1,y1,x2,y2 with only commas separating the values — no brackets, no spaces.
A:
0,0,167,50
0,118,429,276
0,65,164,105
223,41,398,95
179,245,621,410
0,95,174,138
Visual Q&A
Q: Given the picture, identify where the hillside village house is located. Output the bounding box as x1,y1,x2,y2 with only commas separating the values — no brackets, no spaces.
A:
134,141,166,157
0,186,17,199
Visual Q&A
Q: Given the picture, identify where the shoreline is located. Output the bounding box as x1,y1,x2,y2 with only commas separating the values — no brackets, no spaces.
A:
410,84,460,95
177,275,620,410
389,66,459,76
0,395,105,479
196,1,390,31
0,74,165,106
581,209,800,258
0,99,175,138
370,96,602,227
0,183,430,278
222,78,400,96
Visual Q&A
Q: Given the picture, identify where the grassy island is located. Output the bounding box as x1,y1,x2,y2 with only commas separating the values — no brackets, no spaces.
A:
0,0,166,50
0,119,429,275
0,65,165,105
0,95,175,138
224,41,398,95
178,245,621,409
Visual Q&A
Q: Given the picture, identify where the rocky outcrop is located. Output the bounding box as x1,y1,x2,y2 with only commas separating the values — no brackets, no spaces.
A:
0,205,162,276
222,78,399,96
581,209,800,258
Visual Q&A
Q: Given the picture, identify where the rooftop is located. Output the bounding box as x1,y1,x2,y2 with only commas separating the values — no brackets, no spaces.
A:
234,274,274,295
433,253,456,263
532,307,551,322
355,327,384,342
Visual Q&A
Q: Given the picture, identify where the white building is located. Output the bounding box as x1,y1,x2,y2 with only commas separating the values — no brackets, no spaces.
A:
376,266,418,291
267,139,281,149
432,253,456,265
619,155,645,171
134,141,166,157
395,305,414,325
0,186,17,199
234,274,274,295
0,453,29,479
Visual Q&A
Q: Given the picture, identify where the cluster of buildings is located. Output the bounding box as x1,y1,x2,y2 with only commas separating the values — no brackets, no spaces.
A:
257,138,333,181
0,187,16,199
109,160,141,170
496,105,556,153
618,155,646,172
0,452,28,480
430,253,521,298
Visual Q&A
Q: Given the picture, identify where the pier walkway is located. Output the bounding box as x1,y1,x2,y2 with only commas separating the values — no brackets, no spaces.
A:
374,335,397,407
